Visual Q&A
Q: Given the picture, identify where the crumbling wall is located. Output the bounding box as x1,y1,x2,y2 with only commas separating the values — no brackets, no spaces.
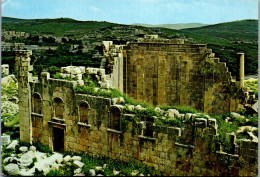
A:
123,39,249,114
16,49,257,176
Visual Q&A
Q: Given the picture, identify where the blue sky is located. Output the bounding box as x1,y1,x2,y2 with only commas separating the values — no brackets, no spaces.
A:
2,0,258,25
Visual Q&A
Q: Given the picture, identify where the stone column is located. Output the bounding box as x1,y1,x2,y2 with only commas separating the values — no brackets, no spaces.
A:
237,52,245,87
15,50,33,143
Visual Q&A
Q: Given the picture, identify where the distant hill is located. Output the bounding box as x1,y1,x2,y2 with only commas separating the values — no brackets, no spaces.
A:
2,17,126,37
181,19,258,42
2,17,258,75
2,17,32,23
132,23,208,30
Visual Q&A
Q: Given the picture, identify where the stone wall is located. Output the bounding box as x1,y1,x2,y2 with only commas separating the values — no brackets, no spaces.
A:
123,39,249,114
16,49,257,176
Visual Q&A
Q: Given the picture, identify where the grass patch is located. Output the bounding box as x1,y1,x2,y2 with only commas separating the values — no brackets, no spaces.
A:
3,113,19,127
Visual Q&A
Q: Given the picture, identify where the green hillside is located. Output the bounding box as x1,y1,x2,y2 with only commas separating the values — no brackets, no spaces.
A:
2,17,31,23
182,19,258,42
2,17,127,38
2,17,258,75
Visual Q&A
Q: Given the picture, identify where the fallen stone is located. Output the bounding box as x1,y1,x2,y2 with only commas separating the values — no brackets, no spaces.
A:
74,168,82,174
1,135,10,145
56,155,63,164
95,166,103,171
166,109,180,118
7,140,19,150
112,98,119,105
74,160,84,168
128,105,135,111
19,146,28,153
19,153,33,168
154,107,164,114
113,169,120,175
231,112,245,119
4,163,19,175
119,97,125,103
74,173,85,176
29,146,36,152
63,155,71,163
103,164,107,169
89,169,96,176
135,105,146,111
131,170,139,176
72,156,81,161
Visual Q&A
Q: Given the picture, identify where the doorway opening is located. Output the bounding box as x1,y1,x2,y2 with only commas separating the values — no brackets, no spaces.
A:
53,127,64,153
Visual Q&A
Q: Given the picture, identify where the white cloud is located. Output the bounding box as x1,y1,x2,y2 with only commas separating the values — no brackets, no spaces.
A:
89,5,103,13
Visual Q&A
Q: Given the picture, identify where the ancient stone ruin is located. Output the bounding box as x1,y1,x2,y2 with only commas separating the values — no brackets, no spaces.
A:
15,36,257,176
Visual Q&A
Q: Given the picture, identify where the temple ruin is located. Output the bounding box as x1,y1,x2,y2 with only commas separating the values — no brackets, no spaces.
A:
15,36,258,176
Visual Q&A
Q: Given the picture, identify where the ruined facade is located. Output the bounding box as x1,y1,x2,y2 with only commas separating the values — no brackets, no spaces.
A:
16,49,257,176
121,38,252,114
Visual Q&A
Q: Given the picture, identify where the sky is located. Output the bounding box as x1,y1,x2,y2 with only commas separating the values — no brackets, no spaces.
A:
2,0,258,25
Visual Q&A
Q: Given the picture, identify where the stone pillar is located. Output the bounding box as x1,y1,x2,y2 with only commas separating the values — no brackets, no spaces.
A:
237,52,245,87
15,50,33,143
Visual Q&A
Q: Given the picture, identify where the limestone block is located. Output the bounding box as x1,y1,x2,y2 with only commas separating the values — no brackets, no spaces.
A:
208,118,217,129
128,105,135,111
29,146,36,152
1,135,10,145
113,169,120,175
74,168,82,174
77,80,84,86
79,66,86,74
195,118,207,128
63,155,71,163
95,166,102,171
166,109,180,118
29,65,33,71
135,105,146,111
60,73,71,79
7,140,19,150
18,153,33,168
4,163,19,175
19,146,28,153
112,98,119,105
154,107,164,114
89,169,96,176
74,160,84,168
71,74,82,80
101,75,106,82
71,68,82,75
119,97,125,103
231,112,245,119
72,156,82,161
41,72,50,80
184,113,193,120
97,69,105,76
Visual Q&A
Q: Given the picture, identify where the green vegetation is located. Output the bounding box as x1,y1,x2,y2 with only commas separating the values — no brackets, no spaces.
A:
245,79,258,97
2,17,257,75
3,113,19,127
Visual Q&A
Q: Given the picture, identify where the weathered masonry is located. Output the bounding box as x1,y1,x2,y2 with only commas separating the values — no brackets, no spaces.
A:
122,38,252,114
16,50,257,176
